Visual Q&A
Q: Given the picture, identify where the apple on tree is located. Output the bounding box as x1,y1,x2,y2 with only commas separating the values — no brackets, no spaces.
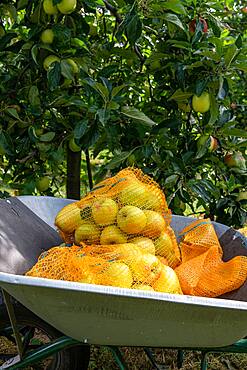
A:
57,0,77,14
43,0,58,15
40,29,54,44
224,152,246,170
36,176,50,192
43,55,60,71
192,92,211,113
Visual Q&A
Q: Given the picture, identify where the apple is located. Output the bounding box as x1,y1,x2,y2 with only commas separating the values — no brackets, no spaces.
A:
154,228,181,268
117,205,147,234
130,253,162,284
236,191,247,202
152,265,183,294
92,198,118,226
157,256,168,265
43,0,58,15
142,210,166,238
65,58,79,74
98,262,133,288
75,255,106,281
57,0,77,14
74,222,100,245
241,7,247,13
68,138,81,152
150,60,161,71
100,225,127,245
134,284,154,291
43,55,60,71
119,180,161,211
111,243,143,265
36,176,50,192
197,135,218,152
189,17,208,33
55,202,83,233
129,237,155,254
40,29,54,44
89,24,97,37
192,92,210,113
224,152,246,170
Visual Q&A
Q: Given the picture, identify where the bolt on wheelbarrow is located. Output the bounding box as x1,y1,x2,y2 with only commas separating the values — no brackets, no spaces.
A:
0,196,247,370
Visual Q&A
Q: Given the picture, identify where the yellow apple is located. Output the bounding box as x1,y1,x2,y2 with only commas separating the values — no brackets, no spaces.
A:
119,180,161,211
154,228,181,268
74,222,100,245
43,0,58,15
113,243,142,265
43,55,60,71
57,0,77,14
117,205,147,234
130,253,162,284
65,58,79,74
152,265,183,294
100,225,127,245
55,202,82,233
129,237,155,254
142,210,166,238
92,198,118,226
134,284,154,291
40,29,54,44
98,262,133,288
192,92,210,113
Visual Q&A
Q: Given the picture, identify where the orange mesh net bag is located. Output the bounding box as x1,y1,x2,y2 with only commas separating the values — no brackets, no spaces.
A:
26,242,183,294
55,167,181,269
175,220,247,297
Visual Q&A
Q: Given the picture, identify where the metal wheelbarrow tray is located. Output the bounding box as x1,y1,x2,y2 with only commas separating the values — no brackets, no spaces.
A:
0,196,247,368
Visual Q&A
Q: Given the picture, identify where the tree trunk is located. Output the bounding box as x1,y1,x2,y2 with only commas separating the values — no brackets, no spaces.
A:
66,146,81,200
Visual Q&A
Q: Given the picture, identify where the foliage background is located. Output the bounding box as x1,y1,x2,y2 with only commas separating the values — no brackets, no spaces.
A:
0,0,246,227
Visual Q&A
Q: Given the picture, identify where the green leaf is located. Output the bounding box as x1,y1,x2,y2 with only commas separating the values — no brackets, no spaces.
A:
31,44,38,64
207,13,222,37
208,94,218,125
121,106,156,126
74,120,88,139
85,79,109,103
220,128,247,138
28,86,41,107
235,34,242,48
111,84,126,98
39,132,56,142
125,13,142,45
164,174,179,187
168,89,193,102
60,60,74,81
106,151,131,170
162,0,186,15
162,13,186,32
5,108,20,120
224,44,238,68
47,62,61,91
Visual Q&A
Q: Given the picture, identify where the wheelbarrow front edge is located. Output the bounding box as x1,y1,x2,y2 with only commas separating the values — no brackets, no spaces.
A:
0,272,247,349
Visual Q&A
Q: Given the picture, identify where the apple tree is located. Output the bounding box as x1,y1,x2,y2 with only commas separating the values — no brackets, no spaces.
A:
0,0,246,227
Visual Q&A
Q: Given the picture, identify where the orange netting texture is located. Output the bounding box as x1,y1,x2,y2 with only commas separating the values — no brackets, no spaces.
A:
175,220,247,297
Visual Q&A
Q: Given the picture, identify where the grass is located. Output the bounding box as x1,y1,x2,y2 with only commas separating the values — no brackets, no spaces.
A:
2,336,247,369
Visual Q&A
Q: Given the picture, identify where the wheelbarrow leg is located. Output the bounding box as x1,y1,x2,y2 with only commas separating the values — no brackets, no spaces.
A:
200,351,208,370
177,349,184,368
107,346,129,370
2,289,24,359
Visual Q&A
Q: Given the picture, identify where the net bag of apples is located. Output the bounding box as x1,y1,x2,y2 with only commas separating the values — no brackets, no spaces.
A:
26,168,183,294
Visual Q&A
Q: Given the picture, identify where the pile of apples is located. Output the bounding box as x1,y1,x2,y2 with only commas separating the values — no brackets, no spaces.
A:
55,175,182,294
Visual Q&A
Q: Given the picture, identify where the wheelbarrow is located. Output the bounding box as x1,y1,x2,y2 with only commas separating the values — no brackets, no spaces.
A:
0,196,247,370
